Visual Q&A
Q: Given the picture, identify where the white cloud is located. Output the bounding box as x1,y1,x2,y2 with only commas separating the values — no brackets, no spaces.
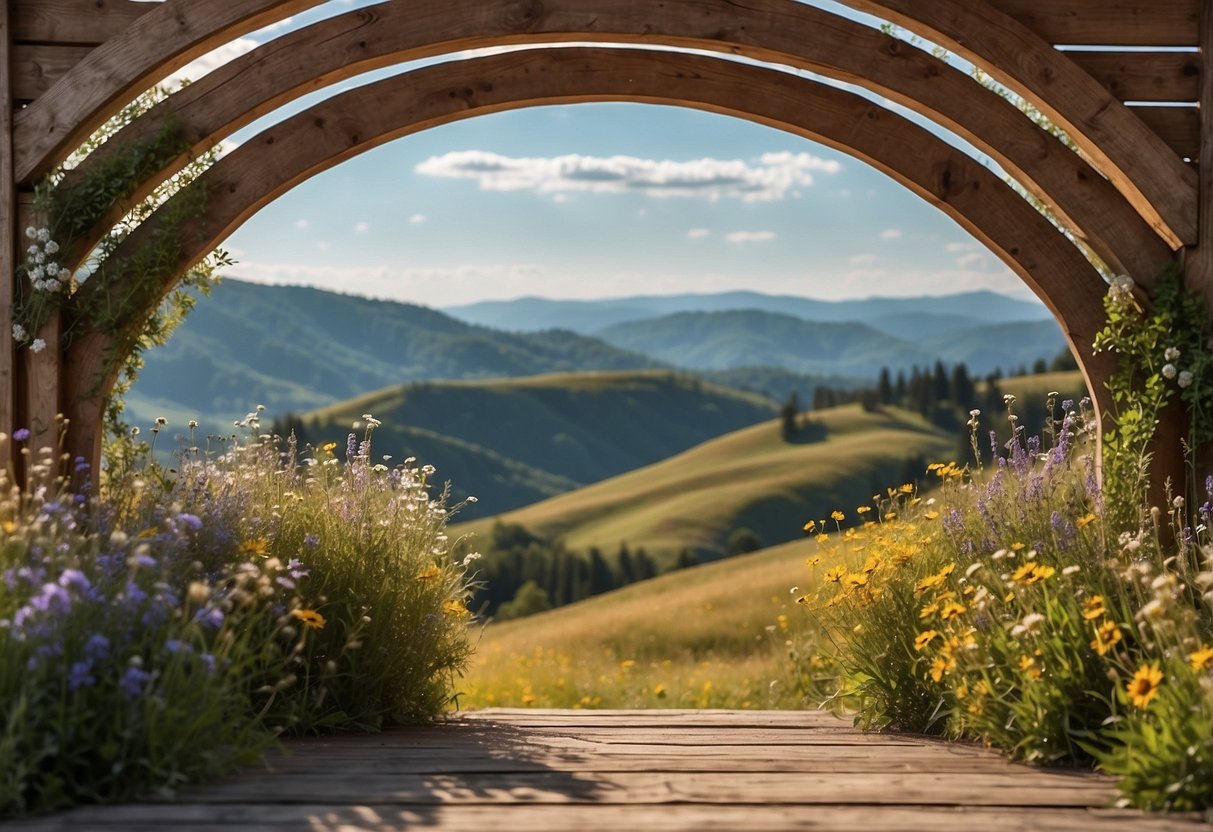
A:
725,231,776,243
415,150,841,202
848,253,878,266
879,229,903,240
407,214,427,224
354,222,370,235
687,228,712,239
955,252,986,269
944,242,974,254
294,219,310,230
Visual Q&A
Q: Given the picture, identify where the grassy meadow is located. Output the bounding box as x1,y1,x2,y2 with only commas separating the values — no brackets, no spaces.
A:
452,402,956,563
455,536,817,710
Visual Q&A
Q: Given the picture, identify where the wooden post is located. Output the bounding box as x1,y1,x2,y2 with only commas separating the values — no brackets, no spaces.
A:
1,0,15,444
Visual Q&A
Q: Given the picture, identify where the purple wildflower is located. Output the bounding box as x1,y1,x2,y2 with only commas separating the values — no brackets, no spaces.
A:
68,660,96,691
119,665,152,699
199,653,217,675
303,534,319,549
194,606,224,630
287,558,309,579
84,634,110,661
346,432,358,459
12,428,29,442
176,513,203,531
58,569,91,594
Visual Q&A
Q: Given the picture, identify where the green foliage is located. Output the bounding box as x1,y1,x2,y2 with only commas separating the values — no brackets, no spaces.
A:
496,580,552,621
789,396,1213,810
0,417,476,817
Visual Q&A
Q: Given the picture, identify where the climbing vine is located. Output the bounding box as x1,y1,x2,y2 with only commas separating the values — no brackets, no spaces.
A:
10,84,230,444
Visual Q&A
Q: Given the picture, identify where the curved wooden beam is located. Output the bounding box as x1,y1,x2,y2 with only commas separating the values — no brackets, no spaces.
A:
11,0,326,185
63,47,1113,469
57,0,1170,288
836,0,1198,247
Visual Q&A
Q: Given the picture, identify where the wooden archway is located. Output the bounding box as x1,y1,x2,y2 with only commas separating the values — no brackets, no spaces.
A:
0,0,1207,495
50,0,1171,286
55,47,1112,466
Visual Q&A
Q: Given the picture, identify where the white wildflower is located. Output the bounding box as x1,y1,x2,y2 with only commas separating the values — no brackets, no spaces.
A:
1165,346,1181,361
11,324,26,341
30,338,46,354
1173,496,1185,509
36,228,50,243
1003,394,1016,405
25,226,37,240
1162,363,1177,379
43,240,59,255
1178,371,1194,388
1062,565,1081,576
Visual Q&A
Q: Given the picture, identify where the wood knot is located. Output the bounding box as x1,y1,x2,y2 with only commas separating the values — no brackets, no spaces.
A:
503,0,545,29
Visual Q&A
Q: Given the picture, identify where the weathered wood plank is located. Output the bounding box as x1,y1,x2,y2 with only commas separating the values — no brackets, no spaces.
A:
987,0,1199,47
58,0,1169,299
10,799,1207,832
11,0,154,47
0,0,16,444
63,46,1117,471
12,44,95,101
841,0,1198,245
1187,0,1213,311
12,0,326,184
1065,50,1200,103
173,771,1119,807
1132,104,1201,159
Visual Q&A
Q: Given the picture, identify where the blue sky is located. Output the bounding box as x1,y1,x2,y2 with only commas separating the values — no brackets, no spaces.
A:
178,1,1035,310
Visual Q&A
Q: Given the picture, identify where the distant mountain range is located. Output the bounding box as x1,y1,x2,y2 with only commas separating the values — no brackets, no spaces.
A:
124,279,1066,435
443,289,1053,338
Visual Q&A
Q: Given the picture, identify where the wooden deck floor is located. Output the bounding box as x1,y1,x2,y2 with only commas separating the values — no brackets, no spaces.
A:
11,709,1210,831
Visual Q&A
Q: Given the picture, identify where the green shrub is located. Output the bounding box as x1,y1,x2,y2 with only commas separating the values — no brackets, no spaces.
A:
0,414,477,816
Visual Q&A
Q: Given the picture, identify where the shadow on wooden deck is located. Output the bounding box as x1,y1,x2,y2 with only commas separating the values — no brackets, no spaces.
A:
9,709,1210,831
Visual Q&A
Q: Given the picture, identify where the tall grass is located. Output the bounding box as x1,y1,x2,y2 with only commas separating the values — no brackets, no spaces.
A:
0,414,477,816
790,396,1213,812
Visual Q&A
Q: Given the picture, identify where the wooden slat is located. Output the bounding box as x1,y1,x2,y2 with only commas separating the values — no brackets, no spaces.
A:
11,0,155,47
62,46,1119,482
8,710,1209,832
1065,50,1200,103
57,0,1171,292
987,0,1199,47
12,0,327,185
0,0,16,444
1185,0,1213,312
842,0,1199,245
1132,105,1201,159
11,44,94,101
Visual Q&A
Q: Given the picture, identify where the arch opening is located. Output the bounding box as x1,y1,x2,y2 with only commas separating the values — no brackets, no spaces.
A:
57,46,1113,472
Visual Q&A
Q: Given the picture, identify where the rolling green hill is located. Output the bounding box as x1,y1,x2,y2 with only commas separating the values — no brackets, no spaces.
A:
125,279,666,432
450,402,956,562
289,370,779,519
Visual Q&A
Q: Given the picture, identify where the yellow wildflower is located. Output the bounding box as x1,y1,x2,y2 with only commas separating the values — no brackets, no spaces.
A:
1010,562,1037,583
844,572,869,589
292,608,326,630
1090,620,1122,656
1190,645,1213,672
939,600,966,621
831,510,846,522
442,599,470,619
857,506,871,514
1018,655,1042,680
415,565,441,581
803,520,816,533
1076,513,1097,528
1082,595,1106,620
320,441,338,453
919,601,939,620
914,563,955,594
929,655,955,682
1126,663,1163,709
823,565,847,583
653,684,667,698
914,630,940,651
1025,564,1056,585
239,538,269,557
806,556,822,568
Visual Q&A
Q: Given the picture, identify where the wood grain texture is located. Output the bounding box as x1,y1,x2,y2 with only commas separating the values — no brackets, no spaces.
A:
11,0,154,46
1132,105,1201,159
0,0,15,442
11,0,326,184
10,710,1207,831
61,47,1117,478
1065,50,1200,103
839,0,1199,246
56,0,1170,292
987,0,1199,47
12,44,94,101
